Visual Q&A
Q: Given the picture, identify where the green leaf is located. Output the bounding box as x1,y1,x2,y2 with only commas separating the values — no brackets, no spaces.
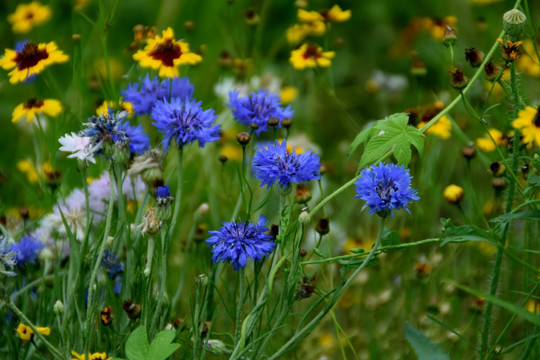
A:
446,281,540,327
126,326,150,360
360,113,424,167
404,322,450,360
439,219,497,247
381,229,400,247
490,210,540,227
348,125,375,157
148,330,181,360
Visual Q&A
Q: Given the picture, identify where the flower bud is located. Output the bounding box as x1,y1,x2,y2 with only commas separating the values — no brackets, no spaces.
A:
195,203,210,220
196,274,208,287
112,141,131,165
300,248,308,257
443,185,464,204
138,208,161,236
299,211,310,225
503,9,526,41
316,217,330,235
449,68,468,90
156,185,174,221
218,154,228,163
282,118,293,128
54,300,64,315
122,300,141,320
236,132,251,146
492,177,507,190
490,161,505,176
268,117,280,127
245,8,259,26
295,184,312,203
465,48,484,68
205,339,230,356
462,145,477,160
484,61,501,82
443,25,457,47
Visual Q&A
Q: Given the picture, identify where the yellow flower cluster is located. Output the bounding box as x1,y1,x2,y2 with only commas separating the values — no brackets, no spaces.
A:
287,5,351,45
8,2,51,33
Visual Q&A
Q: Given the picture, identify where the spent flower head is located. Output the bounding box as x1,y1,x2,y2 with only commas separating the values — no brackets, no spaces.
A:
252,140,321,190
152,98,220,151
228,88,294,136
355,162,419,217
206,215,275,271
80,110,129,157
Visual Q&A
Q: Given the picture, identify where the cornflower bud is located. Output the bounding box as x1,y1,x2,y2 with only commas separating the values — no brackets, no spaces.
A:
443,185,464,204
236,132,251,146
503,9,526,41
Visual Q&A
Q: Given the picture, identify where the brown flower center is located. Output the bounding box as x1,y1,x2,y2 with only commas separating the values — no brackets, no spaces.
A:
23,98,44,109
302,44,321,60
25,11,35,20
534,107,540,128
14,42,49,71
148,39,182,67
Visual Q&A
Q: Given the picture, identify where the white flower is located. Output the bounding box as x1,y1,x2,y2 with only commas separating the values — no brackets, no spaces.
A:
58,132,96,164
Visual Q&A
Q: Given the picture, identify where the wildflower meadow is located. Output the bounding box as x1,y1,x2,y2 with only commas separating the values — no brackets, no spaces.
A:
1,0,540,359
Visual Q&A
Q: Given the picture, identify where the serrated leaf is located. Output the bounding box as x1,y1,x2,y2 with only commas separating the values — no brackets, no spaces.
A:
440,219,497,247
405,323,450,360
348,125,375,157
359,113,424,167
148,330,181,360
126,326,150,360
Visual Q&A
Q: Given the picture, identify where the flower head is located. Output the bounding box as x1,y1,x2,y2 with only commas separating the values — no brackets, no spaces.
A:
71,351,111,360
512,106,540,144
252,140,321,189
151,98,220,151
101,250,125,279
206,215,275,271
290,43,335,70
9,234,44,265
443,184,464,204
497,38,523,62
133,27,202,78
121,74,194,115
59,133,96,164
354,163,419,217
127,148,164,183
417,115,452,139
80,110,129,157
8,2,52,33
323,5,351,22
0,41,68,84
12,98,62,123
17,324,50,343
228,88,294,135
476,128,503,152
116,121,151,154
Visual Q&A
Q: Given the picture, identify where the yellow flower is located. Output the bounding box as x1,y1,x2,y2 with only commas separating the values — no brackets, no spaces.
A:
17,324,50,342
323,5,351,22
297,9,324,23
133,27,202,78
512,106,540,144
417,115,452,139
8,2,52,33
220,144,243,162
12,98,62,123
279,86,298,104
290,43,335,70
476,128,503,152
17,159,40,184
0,41,68,84
526,299,539,314
497,38,523,62
96,100,134,117
517,40,540,77
286,24,308,44
443,185,464,204
71,351,111,360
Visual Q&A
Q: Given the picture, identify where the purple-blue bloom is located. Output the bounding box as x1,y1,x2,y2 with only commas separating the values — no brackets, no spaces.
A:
228,88,293,136
116,121,151,154
80,110,128,156
206,215,275,271
9,235,44,266
354,162,419,217
151,98,221,151
156,184,170,199
121,74,194,115
252,140,321,189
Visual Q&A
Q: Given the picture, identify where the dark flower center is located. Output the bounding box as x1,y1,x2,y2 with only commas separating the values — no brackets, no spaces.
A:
23,98,44,109
149,39,182,67
302,45,321,60
25,11,35,20
14,42,49,70
376,179,397,202
534,107,540,128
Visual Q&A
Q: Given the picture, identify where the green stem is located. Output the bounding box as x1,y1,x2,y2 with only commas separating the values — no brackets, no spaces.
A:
235,268,246,346
169,148,184,236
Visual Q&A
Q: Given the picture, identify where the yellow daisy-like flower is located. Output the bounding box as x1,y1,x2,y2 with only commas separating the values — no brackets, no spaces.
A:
279,86,298,104
286,24,308,44
12,98,62,123
323,5,351,22
71,351,111,360
290,43,335,70
8,2,52,33
96,100,134,117
17,324,50,343
0,41,68,84
476,128,503,152
443,185,464,204
417,115,452,139
512,106,540,144
133,27,202,78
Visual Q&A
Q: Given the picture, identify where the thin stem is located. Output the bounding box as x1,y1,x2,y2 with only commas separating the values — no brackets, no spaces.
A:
169,147,184,235
235,268,246,346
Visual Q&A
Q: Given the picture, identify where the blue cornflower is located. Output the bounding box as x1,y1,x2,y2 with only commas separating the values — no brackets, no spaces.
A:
252,140,321,189
9,234,44,266
101,250,125,279
206,215,275,271
121,74,194,115
228,88,294,136
80,110,128,156
354,162,419,217
116,121,151,154
156,184,170,199
151,98,221,151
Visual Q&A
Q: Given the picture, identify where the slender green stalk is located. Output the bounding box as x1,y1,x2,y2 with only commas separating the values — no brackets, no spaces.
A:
169,147,184,235
234,268,246,346
83,166,116,357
